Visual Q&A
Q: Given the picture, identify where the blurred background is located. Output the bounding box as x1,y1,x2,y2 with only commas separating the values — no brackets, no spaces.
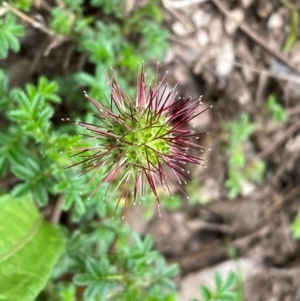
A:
1,0,300,300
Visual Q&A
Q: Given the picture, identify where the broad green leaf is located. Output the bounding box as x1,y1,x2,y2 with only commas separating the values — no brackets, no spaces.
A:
0,194,65,301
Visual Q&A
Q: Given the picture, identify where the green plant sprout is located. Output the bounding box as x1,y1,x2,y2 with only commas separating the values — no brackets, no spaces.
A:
190,271,238,301
266,94,288,123
224,114,265,199
0,12,25,59
290,211,300,239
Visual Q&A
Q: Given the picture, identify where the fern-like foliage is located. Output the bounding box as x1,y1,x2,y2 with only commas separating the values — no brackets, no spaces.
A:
191,271,238,301
0,12,25,59
0,2,177,301
73,233,179,300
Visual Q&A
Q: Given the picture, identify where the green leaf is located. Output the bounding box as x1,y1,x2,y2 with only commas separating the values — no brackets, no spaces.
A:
291,214,300,239
283,1,298,53
267,94,288,123
143,234,153,253
12,162,37,179
14,0,33,11
28,76,61,103
162,264,179,278
132,232,143,249
0,194,65,301
33,182,48,206
49,7,74,35
0,13,25,59
161,277,176,290
12,182,32,197
219,292,237,300
222,272,236,292
73,274,94,285
0,68,8,94
215,271,222,292
200,285,212,300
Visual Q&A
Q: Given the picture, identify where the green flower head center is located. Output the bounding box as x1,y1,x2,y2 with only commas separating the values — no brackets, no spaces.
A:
115,108,171,166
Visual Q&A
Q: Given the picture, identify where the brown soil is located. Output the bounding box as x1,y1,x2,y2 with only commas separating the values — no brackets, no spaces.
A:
2,0,300,300
146,0,300,299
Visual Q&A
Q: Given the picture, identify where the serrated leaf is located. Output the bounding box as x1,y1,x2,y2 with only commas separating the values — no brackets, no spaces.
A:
219,292,237,301
12,182,32,197
200,285,212,300
83,282,100,300
36,76,61,103
13,90,31,111
0,68,8,93
49,7,73,35
27,158,41,173
25,83,36,100
0,194,65,301
30,94,44,118
163,264,179,278
87,258,109,277
8,109,30,122
63,193,75,211
74,195,85,214
12,163,36,179
5,32,19,52
39,106,54,120
215,271,223,292
33,182,48,206
222,272,236,292
142,234,153,253
161,277,176,290
132,232,143,250
74,72,96,87
86,257,101,276
73,274,94,286
0,13,25,59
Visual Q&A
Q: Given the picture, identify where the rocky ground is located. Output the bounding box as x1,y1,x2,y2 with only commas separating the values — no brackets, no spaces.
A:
2,0,300,300
140,0,300,300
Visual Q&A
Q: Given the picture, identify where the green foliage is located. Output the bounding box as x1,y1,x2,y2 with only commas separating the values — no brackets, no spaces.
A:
80,21,121,66
139,20,169,61
72,233,179,300
290,212,300,239
0,194,64,301
224,114,265,199
0,1,175,300
9,0,33,11
191,271,238,301
0,12,25,59
64,0,84,12
266,94,288,123
282,0,298,53
49,7,75,35
0,0,179,301
91,0,124,18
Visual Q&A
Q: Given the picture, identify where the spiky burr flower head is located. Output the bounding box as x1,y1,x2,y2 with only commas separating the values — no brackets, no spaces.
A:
62,64,211,217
